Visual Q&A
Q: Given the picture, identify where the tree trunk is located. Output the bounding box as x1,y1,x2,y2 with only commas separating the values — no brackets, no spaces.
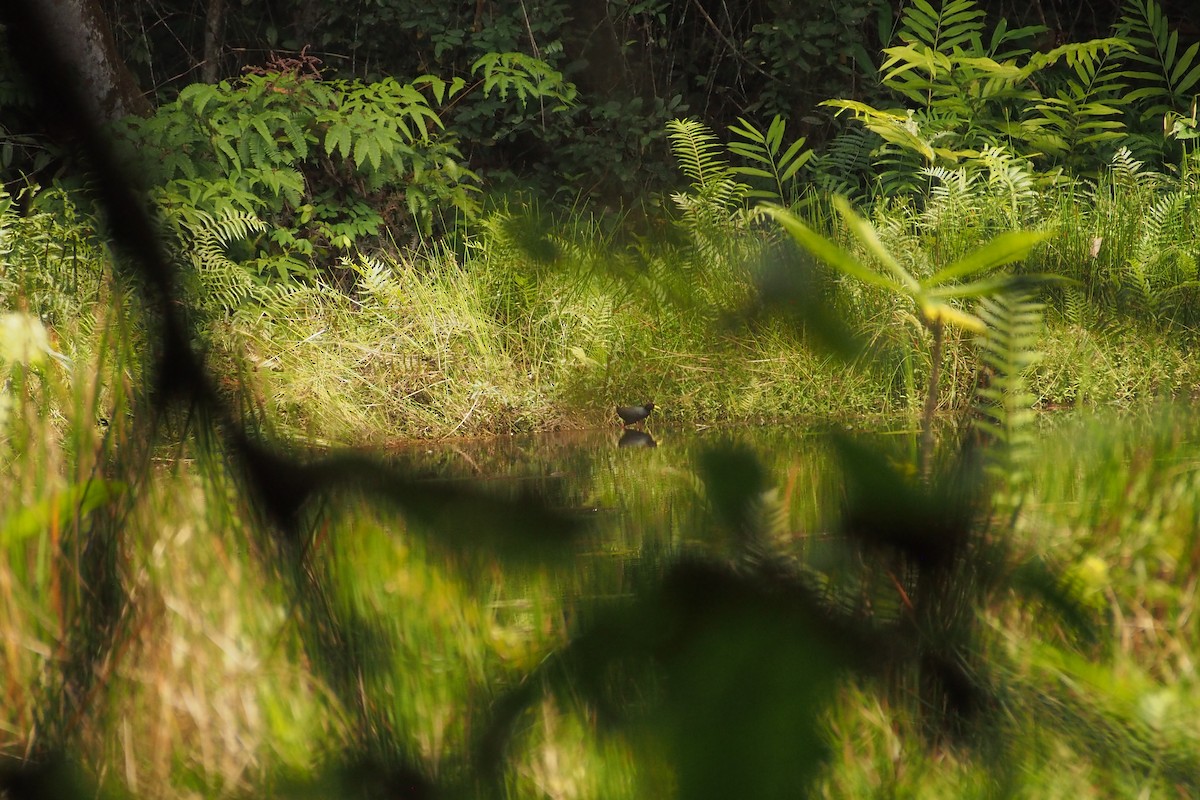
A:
21,0,151,122
201,0,226,84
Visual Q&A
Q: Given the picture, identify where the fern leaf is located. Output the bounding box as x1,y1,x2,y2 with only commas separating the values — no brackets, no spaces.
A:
727,115,812,203
667,118,731,189
974,289,1044,489
1117,0,1200,118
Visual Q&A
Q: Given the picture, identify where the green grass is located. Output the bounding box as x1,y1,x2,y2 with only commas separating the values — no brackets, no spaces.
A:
8,164,1200,796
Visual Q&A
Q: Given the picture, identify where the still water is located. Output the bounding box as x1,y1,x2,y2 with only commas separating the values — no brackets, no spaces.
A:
381,403,1200,561
384,420,928,561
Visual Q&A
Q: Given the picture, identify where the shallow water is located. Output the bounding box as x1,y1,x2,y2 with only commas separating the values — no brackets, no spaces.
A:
382,420,934,564
381,403,1200,562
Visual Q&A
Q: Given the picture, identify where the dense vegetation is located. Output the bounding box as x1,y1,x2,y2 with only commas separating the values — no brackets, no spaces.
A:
4,0,1200,797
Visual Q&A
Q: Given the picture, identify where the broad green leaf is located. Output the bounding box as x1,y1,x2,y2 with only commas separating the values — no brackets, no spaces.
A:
761,205,903,292
779,139,812,179
926,231,1051,285
729,147,773,166
927,272,1069,301
779,151,812,183
732,166,774,179
766,115,785,150
729,118,765,143
2,481,127,546
832,196,919,291
1173,45,1200,93
326,122,352,159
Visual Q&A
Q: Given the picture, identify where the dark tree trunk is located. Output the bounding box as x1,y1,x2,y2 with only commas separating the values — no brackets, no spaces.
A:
564,0,633,98
201,0,225,83
23,0,151,122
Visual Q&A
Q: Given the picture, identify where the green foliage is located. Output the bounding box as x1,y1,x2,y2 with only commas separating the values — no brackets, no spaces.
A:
665,118,750,254
764,196,1054,463
471,52,576,108
1118,188,1200,322
117,68,475,261
763,197,1050,335
114,56,573,294
974,289,1044,490
1117,0,1200,121
726,115,813,204
809,126,880,202
1027,45,1132,170
1045,146,1200,326
667,118,732,191
739,0,886,123
917,147,1040,258
0,185,105,325
821,0,1159,191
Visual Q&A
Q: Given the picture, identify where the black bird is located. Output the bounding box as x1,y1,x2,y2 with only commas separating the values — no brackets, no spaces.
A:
616,402,654,427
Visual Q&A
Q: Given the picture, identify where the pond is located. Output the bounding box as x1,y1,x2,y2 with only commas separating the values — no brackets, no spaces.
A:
17,401,1200,798
377,402,1200,586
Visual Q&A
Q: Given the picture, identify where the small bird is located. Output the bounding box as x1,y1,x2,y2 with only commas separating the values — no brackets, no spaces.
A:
616,402,654,427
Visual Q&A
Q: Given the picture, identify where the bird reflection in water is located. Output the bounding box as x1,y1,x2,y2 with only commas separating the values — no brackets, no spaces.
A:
618,429,657,448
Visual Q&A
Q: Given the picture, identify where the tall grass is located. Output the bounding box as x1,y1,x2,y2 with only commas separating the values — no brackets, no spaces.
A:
205,206,898,444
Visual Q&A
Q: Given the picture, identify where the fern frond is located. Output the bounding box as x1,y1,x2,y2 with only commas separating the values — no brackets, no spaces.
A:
895,0,986,54
1109,146,1149,187
1063,286,1089,326
810,127,877,202
667,117,732,190
1117,255,1157,317
974,289,1044,490
1025,43,1131,164
1117,0,1200,119
666,118,750,256
169,208,275,313
727,115,813,204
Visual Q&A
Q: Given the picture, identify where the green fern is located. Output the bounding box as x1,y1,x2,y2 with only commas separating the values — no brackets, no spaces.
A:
977,146,1038,222
1117,0,1200,121
114,65,519,277
667,118,733,191
1108,145,1157,189
726,115,813,204
875,140,929,196
471,52,577,107
666,118,749,256
810,127,878,202
827,0,1137,179
165,207,292,313
974,289,1044,490
1122,188,1200,321
919,148,1035,243
921,164,982,230
1062,285,1089,327
1117,254,1157,317
1027,44,1131,165
893,0,987,57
